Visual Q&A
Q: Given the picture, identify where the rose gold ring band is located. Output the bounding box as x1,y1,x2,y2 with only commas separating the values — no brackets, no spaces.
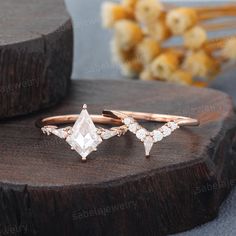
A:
37,111,199,128
36,115,123,128
102,110,200,126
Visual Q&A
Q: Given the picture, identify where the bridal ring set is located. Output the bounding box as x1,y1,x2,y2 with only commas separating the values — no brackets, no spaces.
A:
37,104,199,161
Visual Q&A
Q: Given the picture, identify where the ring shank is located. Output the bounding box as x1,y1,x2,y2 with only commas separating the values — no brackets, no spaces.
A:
36,111,199,128
36,115,123,128
102,110,199,126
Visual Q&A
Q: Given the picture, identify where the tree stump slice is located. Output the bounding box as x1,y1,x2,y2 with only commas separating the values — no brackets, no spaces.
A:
0,0,73,119
0,80,235,236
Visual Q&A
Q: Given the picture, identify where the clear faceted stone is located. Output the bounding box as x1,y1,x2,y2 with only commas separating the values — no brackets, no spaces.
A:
161,126,172,137
153,130,163,142
136,128,147,141
52,128,68,139
100,130,117,140
42,126,58,136
123,117,134,126
129,123,139,133
66,107,102,159
168,122,179,131
144,136,154,156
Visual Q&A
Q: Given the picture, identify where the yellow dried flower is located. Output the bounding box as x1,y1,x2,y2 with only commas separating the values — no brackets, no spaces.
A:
192,81,208,88
135,0,163,25
101,2,133,28
114,19,143,51
184,26,207,50
140,68,156,81
183,50,220,79
222,38,236,60
166,7,198,35
150,51,181,80
170,70,193,85
110,38,134,63
136,37,161,65
146,16,171,42
121,58,143,77
121,0,138,10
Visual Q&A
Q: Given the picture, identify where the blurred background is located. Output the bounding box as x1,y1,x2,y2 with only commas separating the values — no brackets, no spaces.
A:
65,0,121,79
65,0,236,105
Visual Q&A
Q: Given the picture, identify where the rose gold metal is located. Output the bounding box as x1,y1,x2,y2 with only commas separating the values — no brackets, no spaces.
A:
38,110,199,128
37,108,199,159
37,114,123,128
102,110,199,126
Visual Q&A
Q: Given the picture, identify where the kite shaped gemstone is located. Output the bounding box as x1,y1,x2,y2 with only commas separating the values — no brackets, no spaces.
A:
66,105,102,160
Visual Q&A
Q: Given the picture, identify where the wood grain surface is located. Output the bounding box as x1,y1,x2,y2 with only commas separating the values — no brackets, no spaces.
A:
0,80,235,236
0,0,73,119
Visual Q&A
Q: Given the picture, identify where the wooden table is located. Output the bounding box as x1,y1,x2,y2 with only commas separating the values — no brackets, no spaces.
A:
0,80,235,236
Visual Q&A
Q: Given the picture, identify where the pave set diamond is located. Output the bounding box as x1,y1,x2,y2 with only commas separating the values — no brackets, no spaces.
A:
123,117,179,156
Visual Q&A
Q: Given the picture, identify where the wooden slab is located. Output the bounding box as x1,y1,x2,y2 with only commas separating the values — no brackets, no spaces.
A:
0,0,73,119
0,80,235,236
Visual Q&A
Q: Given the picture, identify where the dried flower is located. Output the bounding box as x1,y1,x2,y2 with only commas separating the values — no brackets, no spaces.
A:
114,20,143,50
140,68,156,81
146,16,171,42
101,0,236,87
110,38,135,63
136,37,161,65
121,58,143,77
135,0,163,25
170,70,193,85
192,81,208,87
183,50,220,79
166,7,198,35
221,38,236,60
101,2,133,28
184,26,207,49
150,51,181,79
121,0,138,10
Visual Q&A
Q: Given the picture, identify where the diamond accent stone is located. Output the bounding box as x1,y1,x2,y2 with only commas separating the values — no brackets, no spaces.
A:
136,128,147,141
129,123,139,133
66,105,102,160
144,136,154,156
161,126,172,137
153,130,163,142
100,129,117,140
41,126,57,135
123,117,134,126
167,122,179,131
52,128,68,139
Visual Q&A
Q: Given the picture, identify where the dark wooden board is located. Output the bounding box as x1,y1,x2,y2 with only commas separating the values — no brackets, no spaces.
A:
0,80,235,236
0,0,73,119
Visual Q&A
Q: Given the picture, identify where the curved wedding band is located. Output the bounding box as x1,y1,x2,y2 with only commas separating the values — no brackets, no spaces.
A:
37,105,127,161
103,110,199,126
103,109,199,157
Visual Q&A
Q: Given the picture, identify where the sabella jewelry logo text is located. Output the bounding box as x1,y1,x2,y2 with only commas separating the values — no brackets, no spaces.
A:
0,224,28,236
72,200,137,221
0,78,39,95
